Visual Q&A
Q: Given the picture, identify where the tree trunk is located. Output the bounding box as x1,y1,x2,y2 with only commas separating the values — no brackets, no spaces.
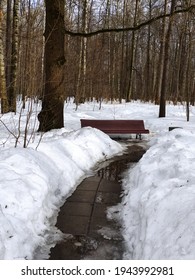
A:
0,4,8,113
5,0,12,99
154,0,167,106
159,0,176,117
82,0,88,101
126,0,139,102
143,0,152,102
8,0,19,112
22,0,31,109
38,0,65,132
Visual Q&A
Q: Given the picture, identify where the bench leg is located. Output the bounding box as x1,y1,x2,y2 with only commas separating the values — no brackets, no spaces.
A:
136,134,142,140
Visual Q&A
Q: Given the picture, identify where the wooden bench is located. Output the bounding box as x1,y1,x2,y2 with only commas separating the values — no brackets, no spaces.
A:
80,119,149,139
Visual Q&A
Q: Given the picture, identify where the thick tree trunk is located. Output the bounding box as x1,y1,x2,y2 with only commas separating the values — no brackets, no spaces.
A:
38,0,65,132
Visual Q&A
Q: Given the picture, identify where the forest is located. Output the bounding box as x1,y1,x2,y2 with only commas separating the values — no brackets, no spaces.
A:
0,0,195,131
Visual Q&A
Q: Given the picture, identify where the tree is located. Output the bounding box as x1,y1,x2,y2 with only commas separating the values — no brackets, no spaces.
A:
143,0,152,102
38,0,66,132
5,0,12,102
8,0,19,112
0,0,8,113
154,0,168,105
159,0,176,117
75,0,89,108
126,0,139,102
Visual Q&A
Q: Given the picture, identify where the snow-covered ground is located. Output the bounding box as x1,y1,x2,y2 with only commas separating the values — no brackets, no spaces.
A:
1,99,195,259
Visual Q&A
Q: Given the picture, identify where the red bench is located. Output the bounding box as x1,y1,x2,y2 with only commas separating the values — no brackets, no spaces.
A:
80,119,149,139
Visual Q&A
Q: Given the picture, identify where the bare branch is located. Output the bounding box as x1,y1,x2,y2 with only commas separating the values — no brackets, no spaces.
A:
64,5,195,37
0,118,17,140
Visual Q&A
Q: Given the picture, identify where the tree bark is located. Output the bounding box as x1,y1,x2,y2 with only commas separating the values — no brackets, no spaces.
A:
143,0,152,102
8,0,19,112
126,0,139,102
155,0,167,105
38,0,65,132
5,0,12,99
159,0,176,117
0,3,8,113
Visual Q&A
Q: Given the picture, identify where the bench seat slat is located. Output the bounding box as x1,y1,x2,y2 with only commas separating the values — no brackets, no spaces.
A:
102,130,149,134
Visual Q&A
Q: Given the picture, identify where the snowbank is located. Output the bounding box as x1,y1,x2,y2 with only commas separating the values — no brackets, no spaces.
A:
121,128,195,259
0,127,123,259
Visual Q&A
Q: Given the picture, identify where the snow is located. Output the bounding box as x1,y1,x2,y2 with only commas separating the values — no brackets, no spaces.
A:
1,99,195,259
121,128,195,259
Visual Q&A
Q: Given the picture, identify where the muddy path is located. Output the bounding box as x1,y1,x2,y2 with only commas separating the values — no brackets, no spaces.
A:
49,142,147,260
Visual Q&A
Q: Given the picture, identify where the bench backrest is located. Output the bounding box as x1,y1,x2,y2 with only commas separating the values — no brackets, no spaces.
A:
80,119,145,130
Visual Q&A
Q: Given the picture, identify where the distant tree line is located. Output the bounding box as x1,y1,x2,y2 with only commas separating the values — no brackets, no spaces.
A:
64,0,195,111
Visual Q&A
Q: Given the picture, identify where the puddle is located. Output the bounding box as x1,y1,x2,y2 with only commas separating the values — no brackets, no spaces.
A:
96,144,146,181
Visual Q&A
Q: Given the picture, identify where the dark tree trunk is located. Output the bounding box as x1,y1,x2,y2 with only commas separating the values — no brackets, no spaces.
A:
38,0,65,132
159,0,176,117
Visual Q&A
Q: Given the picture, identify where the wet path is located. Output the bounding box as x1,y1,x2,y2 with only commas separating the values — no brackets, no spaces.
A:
49,143,146,260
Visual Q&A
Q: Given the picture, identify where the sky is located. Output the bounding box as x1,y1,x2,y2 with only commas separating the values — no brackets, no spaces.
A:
0,98,195,259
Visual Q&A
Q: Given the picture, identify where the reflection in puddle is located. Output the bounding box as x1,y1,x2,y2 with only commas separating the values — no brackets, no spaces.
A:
97,145,146,181
97,160,134,181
